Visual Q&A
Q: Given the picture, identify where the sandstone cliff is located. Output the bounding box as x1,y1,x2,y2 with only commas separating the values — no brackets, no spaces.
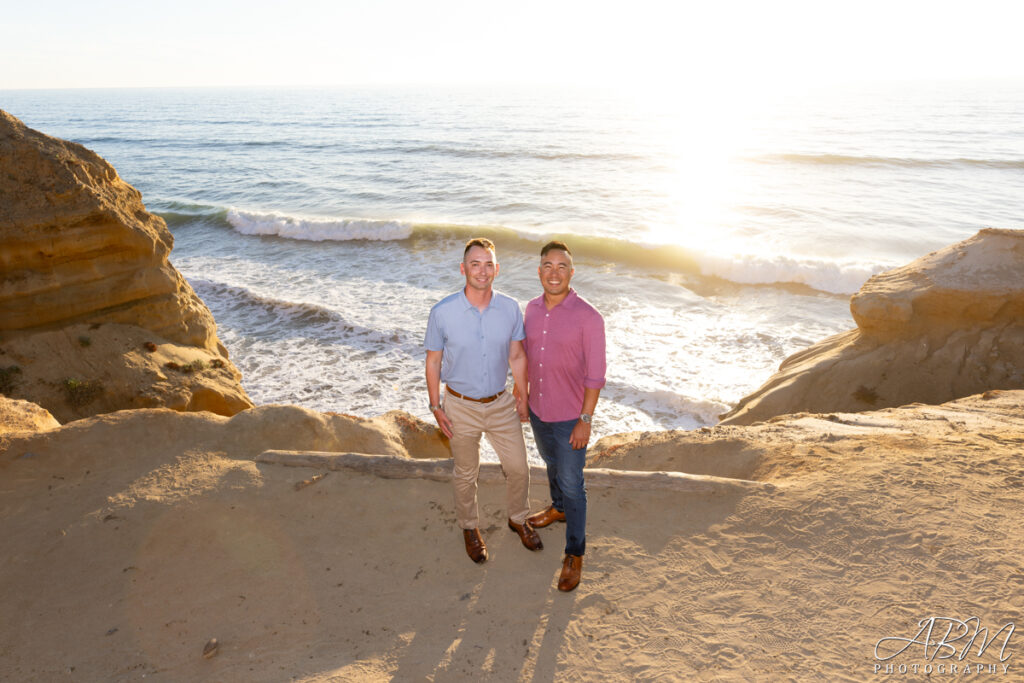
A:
719,228,1024,425
0,110,252,421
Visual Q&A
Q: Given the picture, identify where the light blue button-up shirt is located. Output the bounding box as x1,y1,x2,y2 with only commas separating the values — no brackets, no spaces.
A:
424,289,525,399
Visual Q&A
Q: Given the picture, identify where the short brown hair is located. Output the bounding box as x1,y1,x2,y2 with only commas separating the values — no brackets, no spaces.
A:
540,240,572,258
464,237,496,258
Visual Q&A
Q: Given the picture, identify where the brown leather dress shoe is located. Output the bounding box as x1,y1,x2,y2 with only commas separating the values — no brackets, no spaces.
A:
527,505,566,528
463,528,488,563
558,554,582,592
507,519,543,551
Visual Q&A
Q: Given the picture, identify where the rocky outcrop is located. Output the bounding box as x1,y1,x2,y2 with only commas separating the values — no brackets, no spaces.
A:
0,323,252,423
0,396,60,435
0,110,252,420
0,402,449,464
720,229,1024,425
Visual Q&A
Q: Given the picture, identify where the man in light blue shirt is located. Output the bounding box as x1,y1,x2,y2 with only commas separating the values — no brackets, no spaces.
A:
425,238,542,563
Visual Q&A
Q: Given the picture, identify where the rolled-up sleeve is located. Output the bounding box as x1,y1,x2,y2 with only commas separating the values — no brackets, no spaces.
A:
582,311,606,389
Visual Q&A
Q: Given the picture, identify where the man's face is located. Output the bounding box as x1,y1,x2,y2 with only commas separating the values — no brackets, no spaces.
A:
461,245,498,292
538,249,574,298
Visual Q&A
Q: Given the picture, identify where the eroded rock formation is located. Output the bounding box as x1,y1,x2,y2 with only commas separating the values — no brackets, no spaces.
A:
0,396,60,435
720,229,1024,425
0,110,252,421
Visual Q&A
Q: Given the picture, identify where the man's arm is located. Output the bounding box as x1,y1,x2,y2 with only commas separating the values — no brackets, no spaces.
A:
425,349,454,439
508,340,529,422
570,311,606,449
569,387,601,449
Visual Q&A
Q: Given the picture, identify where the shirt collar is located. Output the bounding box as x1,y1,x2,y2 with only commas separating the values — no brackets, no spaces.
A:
530,288,577,311
460,288,495,311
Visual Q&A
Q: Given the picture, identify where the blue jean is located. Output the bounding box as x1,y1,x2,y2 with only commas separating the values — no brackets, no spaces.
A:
529,411,587,556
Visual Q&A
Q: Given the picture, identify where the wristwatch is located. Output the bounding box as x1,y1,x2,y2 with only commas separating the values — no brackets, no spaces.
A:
579,413,592,424
429,403,442,412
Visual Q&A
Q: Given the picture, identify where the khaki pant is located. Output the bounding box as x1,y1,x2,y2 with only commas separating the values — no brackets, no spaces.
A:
444,389,530,529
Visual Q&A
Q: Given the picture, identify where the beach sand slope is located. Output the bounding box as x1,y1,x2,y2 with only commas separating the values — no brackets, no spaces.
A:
2,392,1021,680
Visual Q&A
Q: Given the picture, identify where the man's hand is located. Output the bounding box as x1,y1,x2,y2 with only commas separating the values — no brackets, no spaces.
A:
515,394,529,422
569,419,591,449
433,407,454,439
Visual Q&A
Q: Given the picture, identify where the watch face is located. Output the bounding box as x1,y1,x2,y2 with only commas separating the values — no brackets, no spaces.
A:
580,414,591,423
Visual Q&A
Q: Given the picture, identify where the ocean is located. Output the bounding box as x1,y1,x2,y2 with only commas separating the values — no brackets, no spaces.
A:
4,83,1023,458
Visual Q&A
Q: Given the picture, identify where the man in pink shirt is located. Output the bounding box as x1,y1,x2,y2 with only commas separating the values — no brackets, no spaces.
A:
523,240,606,592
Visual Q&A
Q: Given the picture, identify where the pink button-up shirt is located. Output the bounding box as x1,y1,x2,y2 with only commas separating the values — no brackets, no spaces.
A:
524,289,606,422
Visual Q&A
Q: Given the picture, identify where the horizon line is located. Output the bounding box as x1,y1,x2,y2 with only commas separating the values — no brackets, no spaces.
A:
5,75,1024,94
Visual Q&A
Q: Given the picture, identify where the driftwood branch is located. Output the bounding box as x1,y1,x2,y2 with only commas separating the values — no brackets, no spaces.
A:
256,450,774,494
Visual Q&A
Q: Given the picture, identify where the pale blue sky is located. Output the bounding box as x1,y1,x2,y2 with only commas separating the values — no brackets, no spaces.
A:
3,0,1024,90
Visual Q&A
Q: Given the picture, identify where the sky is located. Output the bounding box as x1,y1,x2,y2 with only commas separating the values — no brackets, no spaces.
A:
2,0,1024,90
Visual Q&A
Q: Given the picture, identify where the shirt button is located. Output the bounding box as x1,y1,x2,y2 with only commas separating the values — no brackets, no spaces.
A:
541,347,544,351
543,331,547,334
539,363,543,367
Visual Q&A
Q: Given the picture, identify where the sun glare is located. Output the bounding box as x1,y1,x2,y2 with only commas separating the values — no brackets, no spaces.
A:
629,87,760,255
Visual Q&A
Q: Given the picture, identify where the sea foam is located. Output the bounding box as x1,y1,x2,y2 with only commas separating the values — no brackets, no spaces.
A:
226,208,412,242
223,207,887,294
694,251,890,295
